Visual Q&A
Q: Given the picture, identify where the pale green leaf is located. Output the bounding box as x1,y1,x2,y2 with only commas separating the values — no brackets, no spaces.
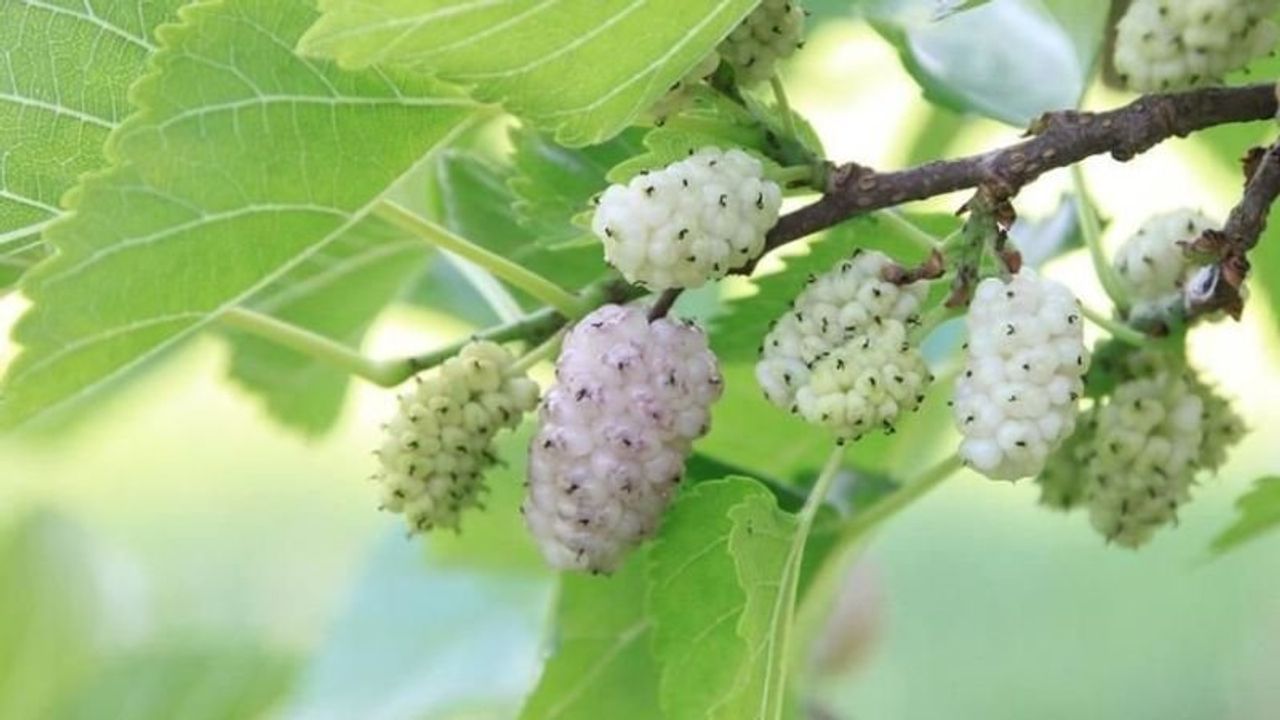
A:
55,645,296,720
868,0,1110,125
646,477,837,720
520,558,660,720
1211,477,1280,555
285,530,552,720
715,487,803,720
647,478,764,720
225,215,428,435
297,0,761,145
0,0,477,429
0,0,186,290
0,512,106,720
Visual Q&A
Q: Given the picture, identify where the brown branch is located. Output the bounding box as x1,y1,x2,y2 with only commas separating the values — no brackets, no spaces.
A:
1223,140,1280,253
765,83,1279,253
1184,138,1280,320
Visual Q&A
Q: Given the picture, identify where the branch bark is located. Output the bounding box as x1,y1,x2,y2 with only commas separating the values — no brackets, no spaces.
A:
765,83,1279,253
1184,138,1280,320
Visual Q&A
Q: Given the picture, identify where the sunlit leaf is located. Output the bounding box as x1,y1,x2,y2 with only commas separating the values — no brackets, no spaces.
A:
0,0,476,429
299,0,761,145
0,0,186,290
225,216,428,435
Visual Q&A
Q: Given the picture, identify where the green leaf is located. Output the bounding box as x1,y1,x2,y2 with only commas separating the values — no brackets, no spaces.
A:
55,645,296,720
715,487,805,720
298,0,761,146
0,0,186,290
868,0,1110,125
509,126,647,247
430,150,604,295
520,558,660,720
0,512,106,720
1211,477,1280,555
286,530,553,720
646,477,838,720
604,93,781,184
0,0,477,429
700,362,841,481
647,479,763,720
225,215,428,435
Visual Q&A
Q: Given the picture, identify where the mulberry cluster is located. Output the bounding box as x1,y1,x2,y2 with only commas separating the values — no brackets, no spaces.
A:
1082,373,1207,547
1191,375,1248,471
374,342,540,534
953,270,1088,481
1034,408,1098,511
720,0,807,85
1113,0,1280,91
591,147,782,290
756,250,931,441
524,304,723,573
1113,209,1215,321
1036,358,1247,547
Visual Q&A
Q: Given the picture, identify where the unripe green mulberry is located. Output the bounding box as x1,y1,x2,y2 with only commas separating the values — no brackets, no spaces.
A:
1035,407,1098,511
1190,376,1248,472
374,342,539,534
1084,372,1205,548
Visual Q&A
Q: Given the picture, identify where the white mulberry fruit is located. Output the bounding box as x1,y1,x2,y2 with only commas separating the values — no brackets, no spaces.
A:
954,270,1089,481
524,304,723,573
591,147,782,290
720,0,807,85
756,250,930,440
374,342,540,534
1114,209,1215,321
1113,0,1280,91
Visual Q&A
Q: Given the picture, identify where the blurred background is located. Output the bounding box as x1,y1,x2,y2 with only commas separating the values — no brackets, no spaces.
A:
3,3,1279,719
